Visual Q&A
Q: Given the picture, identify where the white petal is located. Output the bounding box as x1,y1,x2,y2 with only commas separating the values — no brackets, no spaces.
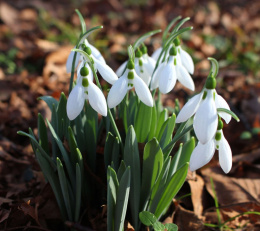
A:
176,93,203,123
85,40,106,64
133,72,153,107
116,60,127,77
159,63,176,94
151,47,163,61
180,48,194,74
143,56,156,76
176,63,195,91
215,94,232,124
218,133,232,173
194,90,218,144
139,71,151,86
107,74,128,108
94,58,118,85
190,140,215,171
66,85,85,120
88,81,107,116
150,62,166,90
66,47,80,73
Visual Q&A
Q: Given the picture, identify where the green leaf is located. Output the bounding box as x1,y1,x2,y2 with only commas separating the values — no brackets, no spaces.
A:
140,138,163,211
75,9,86,34
164,223,178,231
167,144,183,179
85,103,98,171
17,131,56,170
154,163,189,218
75,163,82,222
38,96,58,112
107,166,119,231
51,104,59,160
139,211,157,226
112,137,120,171
127,91,138,128
148,102,157,141
104,132,115,169
170,17,190,35
68,126,79,168
37,113,50,155
56,92,69,138
133,29,162,50
124,126,141,230
117,160,126,182
57,158,73,221
153,221,165,231
155,109,168,138
46,120,75,189
157,114,176,151
134,102,152,143
35,150,67,220
162,16,182,42
217,108,240,122
77,25,103,46
114,167,131,231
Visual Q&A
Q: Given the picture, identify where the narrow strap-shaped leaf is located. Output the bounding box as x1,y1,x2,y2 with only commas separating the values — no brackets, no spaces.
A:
117,160,126,183
114,167,131,231
148,102,157,141
46,120,75,189
134,102,152,143
85,103,98,172
56,92,69,138
104,132,115,169
167,144,183,180
38,113,50,155
155,108,168,138
107,166,119,231
51,104,59,160
133,29,161,50
35,150,67,220
140,138,163,212
57,158,73,221
111,137,120,171
17,131,56,170
162,16,182,43
123,126,141,229
75,9,86,34
68,126,79,168
154,163,189,218
38,96,58,112
75,163,82,222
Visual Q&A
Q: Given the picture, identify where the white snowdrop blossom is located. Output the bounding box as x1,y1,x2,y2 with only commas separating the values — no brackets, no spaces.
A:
176,76,232,144
115,46,155,86
150,45,195,93
190,119,232,173
151,37,194,75
66,39,106,74
66,66,107,120
107,61,153,108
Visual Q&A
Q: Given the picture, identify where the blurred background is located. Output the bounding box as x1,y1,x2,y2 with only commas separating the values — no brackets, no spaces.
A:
0,0,259,230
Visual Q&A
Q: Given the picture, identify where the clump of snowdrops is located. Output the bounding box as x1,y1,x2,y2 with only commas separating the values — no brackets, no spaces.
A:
18,10,239,231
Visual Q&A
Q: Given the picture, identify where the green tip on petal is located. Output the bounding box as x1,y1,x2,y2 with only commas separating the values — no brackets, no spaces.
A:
140,45,147,54
83,46,92,55
135,48,142,58
127,71,134,79
174,37,181,46
80,66,89,76
215,131,222,141
206,76,216,89
169,45,177,56
127,60,135,69
82,77,89,87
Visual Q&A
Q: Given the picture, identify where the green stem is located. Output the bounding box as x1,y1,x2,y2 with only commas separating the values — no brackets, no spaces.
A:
162,124,193,154
69,52,77,93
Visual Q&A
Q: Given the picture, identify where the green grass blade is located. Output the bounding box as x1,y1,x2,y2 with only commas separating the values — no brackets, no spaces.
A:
75,9,86,34
75,163,82,222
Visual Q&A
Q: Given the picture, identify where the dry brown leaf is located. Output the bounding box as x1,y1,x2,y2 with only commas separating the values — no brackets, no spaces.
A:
19,201,40,225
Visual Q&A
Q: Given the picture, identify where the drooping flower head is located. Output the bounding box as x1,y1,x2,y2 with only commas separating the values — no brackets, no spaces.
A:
150,44,195,93
176,58,232,144
107,60,153,108
66,65,107,120
190,117,232,173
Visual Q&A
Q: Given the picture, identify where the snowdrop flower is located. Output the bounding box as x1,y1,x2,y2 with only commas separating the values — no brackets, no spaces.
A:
107,60,153,108
151,37,194,75
150,45,195,93
82,46,118,85
115,46,155,86
190,118,232,173
66,66,107,120
66,39,106,74
176,75,231,144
